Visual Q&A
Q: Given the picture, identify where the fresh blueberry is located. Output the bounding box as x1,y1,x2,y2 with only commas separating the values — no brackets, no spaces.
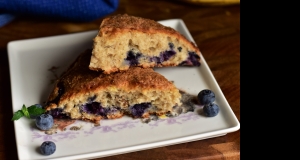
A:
34,104,43,108
30,104,43,119
197,89,216,105
203,103,220,117
40,141,56,155
36,114,54,130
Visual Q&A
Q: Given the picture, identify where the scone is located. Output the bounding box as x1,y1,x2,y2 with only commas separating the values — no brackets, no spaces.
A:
45,49,182,124
89,14,201,74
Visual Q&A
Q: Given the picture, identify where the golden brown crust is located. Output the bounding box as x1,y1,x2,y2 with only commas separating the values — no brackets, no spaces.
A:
98,14,200,50
48,49,177,104
45,49,182,123
99,14,200,54
101,14,174,33
90,14,201,74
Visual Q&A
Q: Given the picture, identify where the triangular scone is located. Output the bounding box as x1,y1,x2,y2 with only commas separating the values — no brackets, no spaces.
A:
45,49,182,124
89,14,201,74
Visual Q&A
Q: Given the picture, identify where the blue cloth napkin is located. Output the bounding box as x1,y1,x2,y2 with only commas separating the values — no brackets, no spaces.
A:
0,0,119,27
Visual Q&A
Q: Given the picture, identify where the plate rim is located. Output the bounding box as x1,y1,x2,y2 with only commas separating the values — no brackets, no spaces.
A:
7,19,240,160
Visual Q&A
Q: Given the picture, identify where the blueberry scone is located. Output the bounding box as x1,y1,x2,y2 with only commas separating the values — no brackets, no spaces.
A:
45,49,182,124
89,14,201,74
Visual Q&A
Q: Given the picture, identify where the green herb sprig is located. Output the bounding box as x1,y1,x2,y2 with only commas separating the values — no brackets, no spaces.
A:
11,104,45,121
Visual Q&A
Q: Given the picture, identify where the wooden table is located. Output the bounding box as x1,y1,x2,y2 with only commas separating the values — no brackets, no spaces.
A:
0,0,240,159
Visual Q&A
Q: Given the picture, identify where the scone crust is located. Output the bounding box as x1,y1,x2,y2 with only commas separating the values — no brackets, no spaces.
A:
46,49,182,122
49,50,177,103
90,14,201,74
98,14,199,51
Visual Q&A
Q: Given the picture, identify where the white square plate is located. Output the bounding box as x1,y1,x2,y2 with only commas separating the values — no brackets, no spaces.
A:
8,19,240,160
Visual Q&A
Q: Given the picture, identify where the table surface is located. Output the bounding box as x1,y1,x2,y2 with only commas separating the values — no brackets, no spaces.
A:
0,0,240,159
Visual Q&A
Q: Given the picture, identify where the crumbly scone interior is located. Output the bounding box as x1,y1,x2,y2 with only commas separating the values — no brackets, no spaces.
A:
48,86,181,118
45,49,182,123
89,14,201,74
91,32,192,72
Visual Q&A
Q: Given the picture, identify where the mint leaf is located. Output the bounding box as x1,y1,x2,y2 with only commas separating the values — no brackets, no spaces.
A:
27,105,45,116
21,104,30,118
11,104,46,121
11,110,24,121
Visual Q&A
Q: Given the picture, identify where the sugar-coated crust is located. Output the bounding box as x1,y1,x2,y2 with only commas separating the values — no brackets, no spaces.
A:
45,49,182,123
90,14,201,74
99,14,198,51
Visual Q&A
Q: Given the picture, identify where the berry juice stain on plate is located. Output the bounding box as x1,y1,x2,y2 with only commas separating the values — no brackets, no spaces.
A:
54,119,76,131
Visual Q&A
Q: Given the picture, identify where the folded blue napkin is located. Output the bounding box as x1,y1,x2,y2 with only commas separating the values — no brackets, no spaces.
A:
0,0,119,27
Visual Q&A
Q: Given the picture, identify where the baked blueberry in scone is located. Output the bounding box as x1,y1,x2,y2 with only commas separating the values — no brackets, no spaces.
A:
44,49,182,124
89,14,201,74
